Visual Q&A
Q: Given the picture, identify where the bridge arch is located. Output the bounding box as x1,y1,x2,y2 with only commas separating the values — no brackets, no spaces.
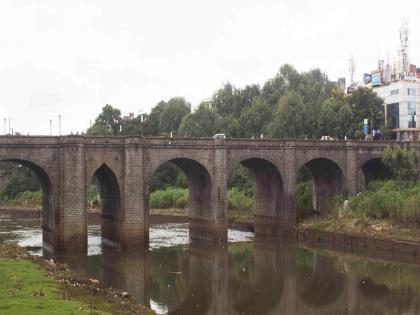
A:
89,163,122,247
297,158,344,215
147,157,213,241
228,157,284,236
359,157,389,191
0,158,56,252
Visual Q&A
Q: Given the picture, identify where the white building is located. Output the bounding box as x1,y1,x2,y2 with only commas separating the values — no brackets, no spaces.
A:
372,77,420,140
362,21,420,140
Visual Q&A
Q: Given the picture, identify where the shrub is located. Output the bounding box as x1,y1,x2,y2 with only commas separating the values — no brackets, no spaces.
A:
296,180,314,220
149,187,188,209
227,188,253,212
346,180,420,223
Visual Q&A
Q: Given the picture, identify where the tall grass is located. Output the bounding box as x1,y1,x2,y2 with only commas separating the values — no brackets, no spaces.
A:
149,187,188,209
148,187,255,212
345,180,420,223
0,190,42,208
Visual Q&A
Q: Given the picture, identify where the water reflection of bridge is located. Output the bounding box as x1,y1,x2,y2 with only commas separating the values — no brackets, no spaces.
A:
62,238,400,315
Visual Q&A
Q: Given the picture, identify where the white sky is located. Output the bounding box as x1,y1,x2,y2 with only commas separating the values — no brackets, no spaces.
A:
1,0,419,135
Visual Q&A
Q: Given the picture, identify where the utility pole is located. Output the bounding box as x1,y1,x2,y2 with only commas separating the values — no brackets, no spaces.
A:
49,119,52,136
3,118,6,135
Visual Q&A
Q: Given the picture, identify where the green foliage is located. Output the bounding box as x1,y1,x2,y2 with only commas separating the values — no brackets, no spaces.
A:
142,101,166,136
0,257,114,314
0,164,40,201
178,102,219,137
149,187,189,209
346,180,420,223
347,87,384,139
228,165,254,196
383,144,420,181
227,188,253,212
296,166,313,182
149,163,187,193
296,180,314,221
319,89,351,138
212,83,259,118
87,104,122,135
237,97,272,138
85,64,385,141
158,97,191,135
149,186,254,212
267,91,305,138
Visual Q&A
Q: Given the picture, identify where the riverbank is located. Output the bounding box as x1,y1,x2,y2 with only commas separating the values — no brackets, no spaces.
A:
296,216,420,264
0,242,154,314
300,216,420,243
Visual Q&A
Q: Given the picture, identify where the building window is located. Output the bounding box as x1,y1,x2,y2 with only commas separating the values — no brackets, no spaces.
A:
408,88,416,96
390,89,399,95
408,102,416,128
387,103,399,129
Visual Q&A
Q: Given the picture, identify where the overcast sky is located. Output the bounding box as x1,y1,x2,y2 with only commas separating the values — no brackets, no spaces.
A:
1,0,419,135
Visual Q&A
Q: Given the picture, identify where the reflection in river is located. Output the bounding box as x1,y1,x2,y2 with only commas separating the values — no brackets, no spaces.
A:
2,218,420,314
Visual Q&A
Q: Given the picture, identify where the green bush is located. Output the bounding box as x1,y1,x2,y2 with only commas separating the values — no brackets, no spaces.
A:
149,186,255,212
228,165,254,197
296,180,314,220
14,190,42,202
346,180,420,223
0,190,42,207
149,187,188,209
227,188,253,212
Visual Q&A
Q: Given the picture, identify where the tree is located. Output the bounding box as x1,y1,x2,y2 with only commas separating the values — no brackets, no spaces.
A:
87,104,122,135
348,87,384,139
0,163,40,200
297,69,333,138
159,97,191,135
383,144,420,182
212,83,240,117
149,163,187,192
142,101,167,136
319,88,350,139
267,91,305,138
178,103,219,137
238,97,272,138
121,115,142,135
260,64,299,108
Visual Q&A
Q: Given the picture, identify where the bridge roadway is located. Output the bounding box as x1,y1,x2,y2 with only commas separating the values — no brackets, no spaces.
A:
0,136,412,253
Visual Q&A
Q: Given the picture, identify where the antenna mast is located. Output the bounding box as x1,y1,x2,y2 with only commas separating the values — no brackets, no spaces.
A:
399,19,409,72
349,55,356,86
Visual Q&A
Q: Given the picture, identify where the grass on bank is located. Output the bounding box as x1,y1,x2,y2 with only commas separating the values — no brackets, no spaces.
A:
300,180,420,243
0,243,154,315
0,258,107,315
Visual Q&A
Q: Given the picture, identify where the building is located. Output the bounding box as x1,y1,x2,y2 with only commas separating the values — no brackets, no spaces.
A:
370,76,420,140
363,21,420,140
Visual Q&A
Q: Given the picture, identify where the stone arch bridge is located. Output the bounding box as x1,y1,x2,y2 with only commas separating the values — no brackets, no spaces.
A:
0,136,409,253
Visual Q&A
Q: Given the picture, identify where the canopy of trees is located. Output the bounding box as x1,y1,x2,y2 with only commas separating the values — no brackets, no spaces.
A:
86,64,384,140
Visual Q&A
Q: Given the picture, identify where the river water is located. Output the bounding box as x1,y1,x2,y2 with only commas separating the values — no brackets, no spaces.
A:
2,217,420,314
